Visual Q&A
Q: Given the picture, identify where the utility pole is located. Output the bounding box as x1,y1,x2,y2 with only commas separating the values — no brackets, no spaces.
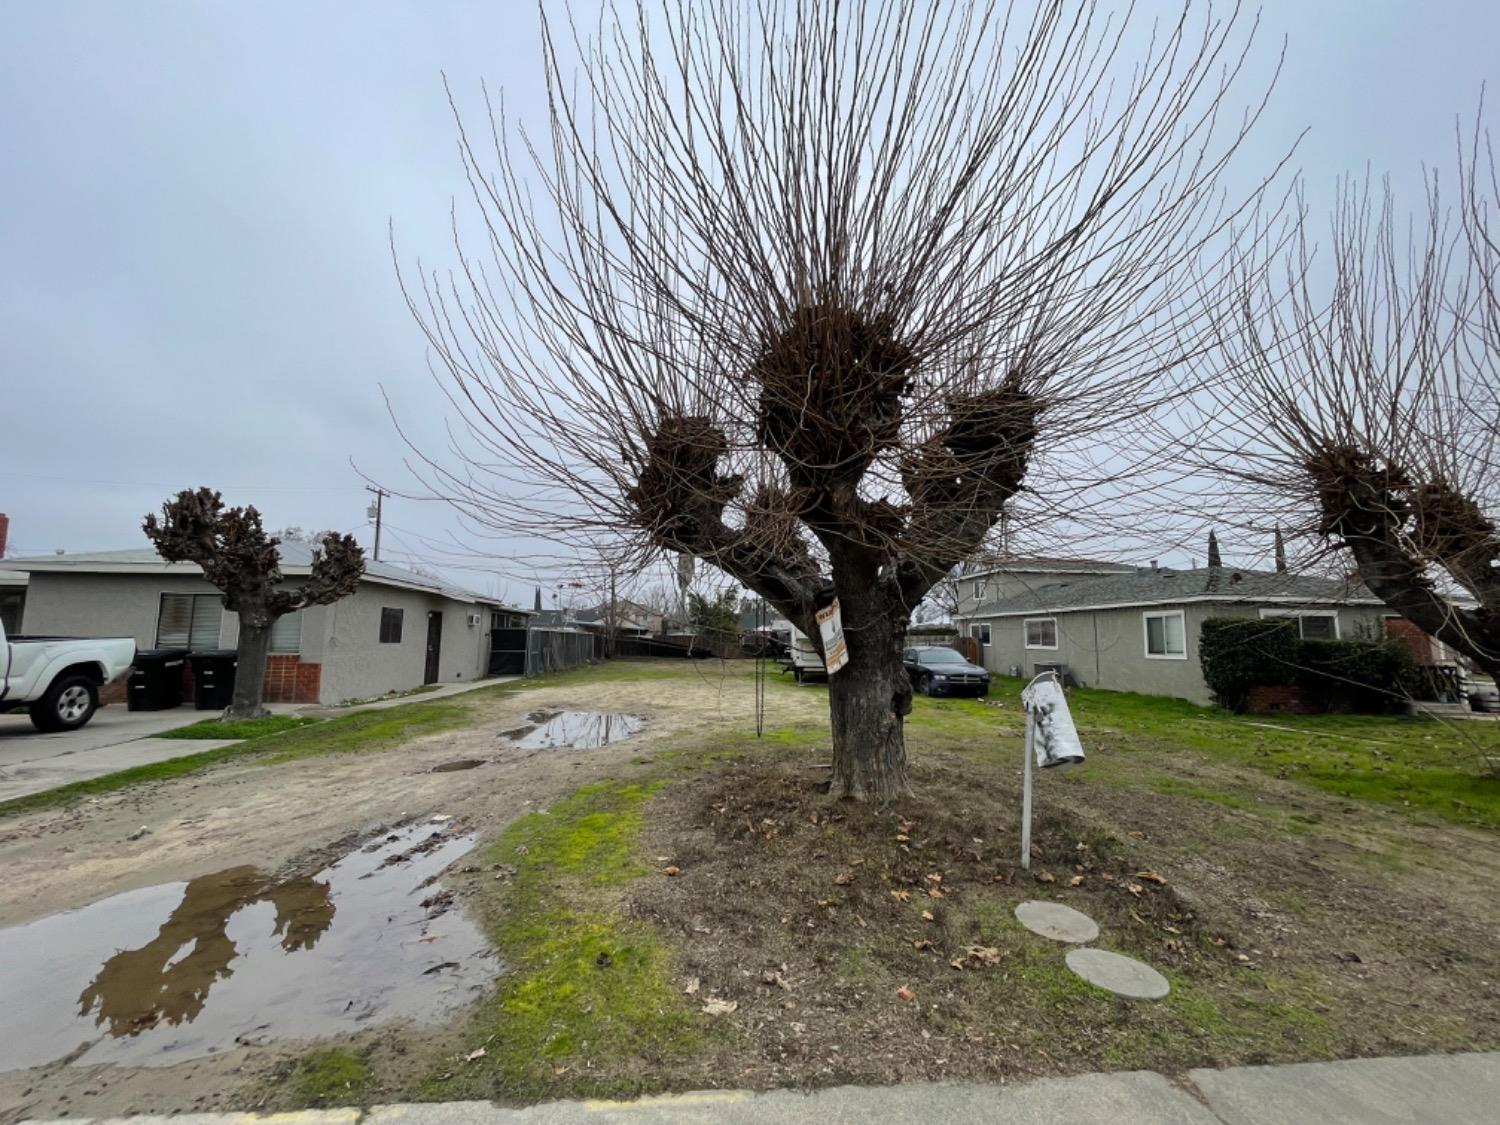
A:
364,486,388,562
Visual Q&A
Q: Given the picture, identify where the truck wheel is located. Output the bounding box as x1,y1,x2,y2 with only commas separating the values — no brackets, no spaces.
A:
30,674,99,732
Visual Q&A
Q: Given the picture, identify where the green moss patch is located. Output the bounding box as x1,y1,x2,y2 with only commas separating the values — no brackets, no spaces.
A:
424,781,702,1102
290,1048,370,1103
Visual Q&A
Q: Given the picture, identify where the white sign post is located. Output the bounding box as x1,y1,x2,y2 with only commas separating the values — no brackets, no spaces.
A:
815,598,848,675
1019,671,1085,869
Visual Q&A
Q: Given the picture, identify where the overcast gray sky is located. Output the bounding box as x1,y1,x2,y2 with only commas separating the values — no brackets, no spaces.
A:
2,1,1497,600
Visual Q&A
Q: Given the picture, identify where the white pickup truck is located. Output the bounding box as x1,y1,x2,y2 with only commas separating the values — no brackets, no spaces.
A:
0,620,136,732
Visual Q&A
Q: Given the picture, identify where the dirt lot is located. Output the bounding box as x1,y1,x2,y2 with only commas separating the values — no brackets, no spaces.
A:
0,662,813,1122
1,660,1497,1119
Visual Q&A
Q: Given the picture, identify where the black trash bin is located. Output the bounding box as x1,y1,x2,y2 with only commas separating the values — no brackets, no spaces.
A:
191,649,239,711
127,648,189,711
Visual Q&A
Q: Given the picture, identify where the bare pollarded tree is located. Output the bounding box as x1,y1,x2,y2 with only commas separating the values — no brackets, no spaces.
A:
144,489,365,718
1202,116,1500,678
398,0,1278,801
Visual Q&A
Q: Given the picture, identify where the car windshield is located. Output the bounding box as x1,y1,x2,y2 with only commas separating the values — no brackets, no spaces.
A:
920,649,966,664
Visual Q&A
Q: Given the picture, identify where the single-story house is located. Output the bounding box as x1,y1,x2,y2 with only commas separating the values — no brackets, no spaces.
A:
9,545,531,705
957,563,1407,706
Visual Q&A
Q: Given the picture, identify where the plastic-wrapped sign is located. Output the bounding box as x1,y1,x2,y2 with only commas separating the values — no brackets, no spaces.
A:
815,599,848,674
1020,675,1085,768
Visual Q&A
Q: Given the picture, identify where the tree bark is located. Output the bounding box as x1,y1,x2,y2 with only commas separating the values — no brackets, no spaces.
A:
228,618,274,720
825,579,913,803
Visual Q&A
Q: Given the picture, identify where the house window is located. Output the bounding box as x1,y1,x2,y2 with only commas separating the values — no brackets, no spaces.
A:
1259,608,1339,640
270,610,302,654
970,623,992,647
379,607,404,644
156,593,223,650
1144,610,1186,659
1024,617,1058,650
972,580,986,600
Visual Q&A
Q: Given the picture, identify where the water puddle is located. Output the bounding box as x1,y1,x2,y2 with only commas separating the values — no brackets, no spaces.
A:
505,710,643,750
431,759,486,772
0,823,495,1071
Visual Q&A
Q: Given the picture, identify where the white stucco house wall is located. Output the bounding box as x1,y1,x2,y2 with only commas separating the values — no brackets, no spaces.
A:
8,545,530,705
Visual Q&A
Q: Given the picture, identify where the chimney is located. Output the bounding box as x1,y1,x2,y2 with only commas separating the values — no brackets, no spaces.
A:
0,512,8,560
1206,530,1222,570
1274,525,1288,573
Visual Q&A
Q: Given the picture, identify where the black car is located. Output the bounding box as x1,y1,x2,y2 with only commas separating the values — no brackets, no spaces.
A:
903,645,990,697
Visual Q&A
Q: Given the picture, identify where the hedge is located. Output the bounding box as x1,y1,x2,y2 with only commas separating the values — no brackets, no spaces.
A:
1199,617,1298,710
1199,616,1416,713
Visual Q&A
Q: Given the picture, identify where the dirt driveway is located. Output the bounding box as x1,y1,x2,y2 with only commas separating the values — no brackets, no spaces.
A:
0,662,817,1121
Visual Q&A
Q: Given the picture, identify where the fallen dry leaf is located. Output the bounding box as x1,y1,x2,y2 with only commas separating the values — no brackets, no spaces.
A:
465,1048,487,1062
894,834,910,843
927,887,944,899
702,997,738,1016
683,977,701,995
1126,882,1144,896
1068,875,1084,887
662,866,681,877
890,889,911,903
896,986,916,1002
1165,939,1181,953
921,910,935,922
833,872,853,886
1135,870,1167,885
949,958,965,970
1035,870,1056,884
926,872,943,883
912,939,935,951
965,945,1004,966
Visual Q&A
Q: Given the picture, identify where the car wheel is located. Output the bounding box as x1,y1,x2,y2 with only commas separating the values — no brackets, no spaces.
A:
30,674,99,732
919,674,932,696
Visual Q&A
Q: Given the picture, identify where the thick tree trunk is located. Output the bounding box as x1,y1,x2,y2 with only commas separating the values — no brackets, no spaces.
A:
228,619,274,720
826,588,913,803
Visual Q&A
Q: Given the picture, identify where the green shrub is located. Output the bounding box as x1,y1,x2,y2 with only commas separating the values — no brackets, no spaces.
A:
1199,616,1298,710
1293,637,1418,713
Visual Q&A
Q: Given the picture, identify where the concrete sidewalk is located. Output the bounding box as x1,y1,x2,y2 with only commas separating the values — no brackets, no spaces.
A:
22,1052,1500,1125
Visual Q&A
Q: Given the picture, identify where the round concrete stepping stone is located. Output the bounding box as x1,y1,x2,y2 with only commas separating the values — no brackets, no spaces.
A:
1065,948,1170,999
1014,900,1100,944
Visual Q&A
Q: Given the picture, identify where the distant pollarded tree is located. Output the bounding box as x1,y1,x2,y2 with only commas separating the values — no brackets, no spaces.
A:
1201,111,1500,679
398,0,1280,801
144,488,364,717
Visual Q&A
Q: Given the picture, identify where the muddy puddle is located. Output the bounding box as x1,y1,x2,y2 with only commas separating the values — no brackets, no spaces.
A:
505,710,643,750
0,823,495,1071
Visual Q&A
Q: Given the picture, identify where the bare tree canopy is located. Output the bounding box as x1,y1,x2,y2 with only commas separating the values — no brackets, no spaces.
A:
399,0,1279,800
144,488,365,718
1200,109,1500,678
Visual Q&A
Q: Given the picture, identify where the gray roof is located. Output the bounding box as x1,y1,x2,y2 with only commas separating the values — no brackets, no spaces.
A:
6,544,530,612
967,566,1380,618
963,555,1136,578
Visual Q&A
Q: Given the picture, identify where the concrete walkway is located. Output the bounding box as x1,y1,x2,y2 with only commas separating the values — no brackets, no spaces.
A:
0,677,519,802
21,1052,1500,1125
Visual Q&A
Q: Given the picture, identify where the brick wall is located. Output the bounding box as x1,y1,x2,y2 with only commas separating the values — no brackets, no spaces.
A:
1244,684,1321,715
262,655,321,703
1383,616,1435,663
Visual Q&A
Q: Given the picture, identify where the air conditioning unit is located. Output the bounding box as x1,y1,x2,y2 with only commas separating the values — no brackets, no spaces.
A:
467,613,482,627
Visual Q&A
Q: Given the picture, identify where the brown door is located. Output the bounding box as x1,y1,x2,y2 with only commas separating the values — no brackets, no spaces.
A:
424,611,443,684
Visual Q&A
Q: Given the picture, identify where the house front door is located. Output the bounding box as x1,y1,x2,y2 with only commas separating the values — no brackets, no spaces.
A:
424,611,443,685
